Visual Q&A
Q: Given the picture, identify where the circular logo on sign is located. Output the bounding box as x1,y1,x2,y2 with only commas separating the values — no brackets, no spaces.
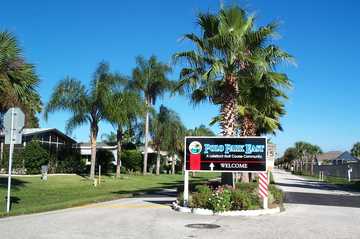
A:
189,141,202,154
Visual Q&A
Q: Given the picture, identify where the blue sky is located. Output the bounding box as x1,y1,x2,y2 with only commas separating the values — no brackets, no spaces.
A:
2,0,360,155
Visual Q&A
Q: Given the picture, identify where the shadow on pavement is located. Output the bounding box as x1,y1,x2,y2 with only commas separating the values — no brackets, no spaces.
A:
144,200,174,206
285,191,360,208
276,182,337,191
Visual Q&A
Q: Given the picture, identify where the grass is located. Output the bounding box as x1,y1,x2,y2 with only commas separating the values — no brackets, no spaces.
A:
296,173,360,191
0,172,220,217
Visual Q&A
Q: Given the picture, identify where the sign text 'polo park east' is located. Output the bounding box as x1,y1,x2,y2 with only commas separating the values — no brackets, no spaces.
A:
185,137,267,172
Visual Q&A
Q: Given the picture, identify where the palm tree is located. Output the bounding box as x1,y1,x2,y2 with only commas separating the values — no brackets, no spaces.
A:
104,85,144,178
351,142,360,159
0,31,41,127
44,62,119,179
307,144,322,175
173,5,291,184
129,55,172,175
174,6,265,136
163,109,186,174
187,124,215,136
150,105,183,175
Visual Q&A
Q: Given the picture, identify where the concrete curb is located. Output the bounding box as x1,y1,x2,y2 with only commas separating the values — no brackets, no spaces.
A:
172,202,281,216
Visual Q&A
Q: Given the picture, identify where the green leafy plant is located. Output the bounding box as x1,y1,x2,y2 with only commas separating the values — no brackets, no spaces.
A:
22,141,50,174
121,150,143,172
231,190,252,210
269,185,284,204
190,185,212,209
208,186,232,212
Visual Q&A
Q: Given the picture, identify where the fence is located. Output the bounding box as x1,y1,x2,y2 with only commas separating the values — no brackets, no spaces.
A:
314,162,360,180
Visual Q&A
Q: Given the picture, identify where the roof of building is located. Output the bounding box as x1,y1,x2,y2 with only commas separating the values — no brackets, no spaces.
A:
316,151,359,162
316,151,343,161
76,142,117,149
335,151,359,162
1,128,76,143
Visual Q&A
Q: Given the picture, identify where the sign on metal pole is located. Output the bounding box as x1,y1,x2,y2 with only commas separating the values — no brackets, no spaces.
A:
4,107,25,145
3,107,25,213
185,137,267,172
183,136,267,206
267,143,276,171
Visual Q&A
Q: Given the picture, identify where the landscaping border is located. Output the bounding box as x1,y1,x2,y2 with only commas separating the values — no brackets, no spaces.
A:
172,201,281,216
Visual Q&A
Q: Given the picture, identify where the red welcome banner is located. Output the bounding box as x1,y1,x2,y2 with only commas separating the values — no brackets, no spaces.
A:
189,154,201,170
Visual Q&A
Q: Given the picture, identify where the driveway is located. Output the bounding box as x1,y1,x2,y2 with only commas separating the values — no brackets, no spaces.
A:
1,170,360,239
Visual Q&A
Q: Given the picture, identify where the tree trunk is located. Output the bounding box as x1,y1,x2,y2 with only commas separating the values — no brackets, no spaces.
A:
116,127,123,178
311,158,314,176
156,150,161,176
89,124,98,180
143,103,150,175
240,114,257,137
171,156,175,175
220,74,237,186
240,114,257,183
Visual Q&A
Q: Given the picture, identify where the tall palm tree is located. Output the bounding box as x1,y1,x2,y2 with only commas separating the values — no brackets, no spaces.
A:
174,6,263,136
129,55,172,175
104,85,144,178
0,31,41,127
173,5,290,184
44,62,119,179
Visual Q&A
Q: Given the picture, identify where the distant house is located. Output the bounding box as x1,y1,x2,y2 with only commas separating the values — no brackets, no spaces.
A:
0,128,76,163
315,151,359,165
0,128,76,146
76,142,117,165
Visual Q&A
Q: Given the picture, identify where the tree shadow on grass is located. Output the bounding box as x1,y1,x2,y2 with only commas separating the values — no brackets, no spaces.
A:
0,177,27,190
3,196,21,210
111,179,210,199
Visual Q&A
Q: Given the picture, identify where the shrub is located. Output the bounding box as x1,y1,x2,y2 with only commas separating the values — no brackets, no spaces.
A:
269,185,284,204
235,182,257,192
22,141,50,174
190,185,212,208
1,146,24,171
208,186,232,212
56,147,86,174
96,149,115,174
231,190,252,210
121,150,143,172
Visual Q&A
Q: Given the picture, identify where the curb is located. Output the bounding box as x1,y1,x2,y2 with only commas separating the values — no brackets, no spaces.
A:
172,202,281,216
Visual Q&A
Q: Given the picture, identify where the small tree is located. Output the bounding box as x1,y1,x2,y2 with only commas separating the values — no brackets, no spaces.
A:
150,105,183,175
351,142,360,158
22,141,50,174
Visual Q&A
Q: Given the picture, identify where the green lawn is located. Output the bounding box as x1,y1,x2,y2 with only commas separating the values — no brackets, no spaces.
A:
300,174,360,191
0,172,219,217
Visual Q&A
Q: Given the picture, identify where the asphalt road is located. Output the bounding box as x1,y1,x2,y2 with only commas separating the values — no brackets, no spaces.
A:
1,170,360,239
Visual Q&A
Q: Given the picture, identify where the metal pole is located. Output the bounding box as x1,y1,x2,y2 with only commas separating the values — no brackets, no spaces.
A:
99,165,101,185
183,170,189,207
263,197,268,209
6,108,15,213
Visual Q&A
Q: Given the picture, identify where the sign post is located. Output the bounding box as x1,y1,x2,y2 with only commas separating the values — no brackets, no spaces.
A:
348,167,353,182
4,107,25,213
183,136,267,208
